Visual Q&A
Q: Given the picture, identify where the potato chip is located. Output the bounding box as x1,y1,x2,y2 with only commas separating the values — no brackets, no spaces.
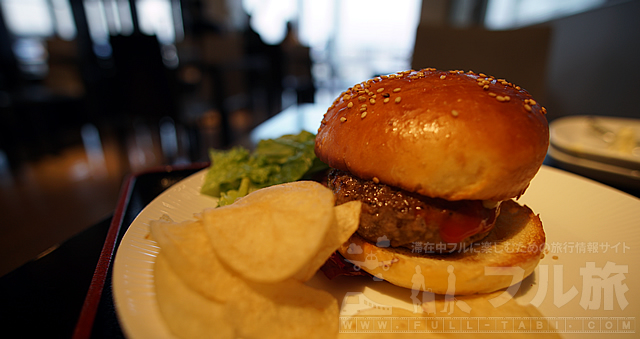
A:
294,201,361,282
149,219,244,302
153,180,354,339
154,253,234,339
227,279,339,339
203,181,335,283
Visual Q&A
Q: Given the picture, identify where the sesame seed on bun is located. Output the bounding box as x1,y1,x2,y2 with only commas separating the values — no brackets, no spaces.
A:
315,68,549,202
315,68,549,295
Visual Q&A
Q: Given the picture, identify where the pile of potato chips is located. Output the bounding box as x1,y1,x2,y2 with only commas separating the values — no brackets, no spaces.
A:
150,181,361,339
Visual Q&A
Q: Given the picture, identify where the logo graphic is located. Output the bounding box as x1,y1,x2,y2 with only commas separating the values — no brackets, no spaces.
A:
410,265,435,313
344,239,397,282
346,243,363,254
339,249,633,334
345,252,391,281
339,292,393,316
376,236,390,248
410,264,470,314
347,252,391,272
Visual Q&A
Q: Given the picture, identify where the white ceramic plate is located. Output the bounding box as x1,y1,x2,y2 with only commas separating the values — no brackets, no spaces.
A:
112,166,640,338
548,145,640,190
549,115,640,168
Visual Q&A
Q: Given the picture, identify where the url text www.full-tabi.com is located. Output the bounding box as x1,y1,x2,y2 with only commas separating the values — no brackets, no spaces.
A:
339,317,635,333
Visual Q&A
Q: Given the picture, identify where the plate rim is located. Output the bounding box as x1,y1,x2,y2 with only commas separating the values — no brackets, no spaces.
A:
112,165,640,338
549,115,640,167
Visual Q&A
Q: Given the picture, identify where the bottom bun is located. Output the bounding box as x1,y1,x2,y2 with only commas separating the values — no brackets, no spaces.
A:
338,200,545,295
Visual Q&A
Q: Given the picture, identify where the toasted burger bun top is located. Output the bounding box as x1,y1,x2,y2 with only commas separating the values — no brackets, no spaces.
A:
315,68,549,201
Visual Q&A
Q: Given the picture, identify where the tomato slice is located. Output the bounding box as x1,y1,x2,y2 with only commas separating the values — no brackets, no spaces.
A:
416,200,499,244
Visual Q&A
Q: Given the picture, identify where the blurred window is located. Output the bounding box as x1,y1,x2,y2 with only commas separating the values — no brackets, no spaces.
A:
484,0,607,30
136,0,183,44
327,0,422,85
82,0,182,61
243,0,422,92
52,0,78,40
1,0,55,38
84,0,134,43
84,0,110,44
243,0,298,45
1,0,76,40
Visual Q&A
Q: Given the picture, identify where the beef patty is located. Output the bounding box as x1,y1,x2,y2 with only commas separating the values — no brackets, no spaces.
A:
328,169,499,252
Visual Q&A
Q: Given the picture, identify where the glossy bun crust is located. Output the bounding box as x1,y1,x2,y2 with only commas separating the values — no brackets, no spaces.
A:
315,69,549,201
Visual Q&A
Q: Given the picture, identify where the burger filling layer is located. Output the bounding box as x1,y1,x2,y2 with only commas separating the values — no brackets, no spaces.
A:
328,169,500,252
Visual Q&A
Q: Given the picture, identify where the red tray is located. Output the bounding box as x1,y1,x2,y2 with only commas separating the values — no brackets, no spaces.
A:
73,163,208,339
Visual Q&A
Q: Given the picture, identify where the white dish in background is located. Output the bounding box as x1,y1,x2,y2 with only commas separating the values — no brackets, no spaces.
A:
112,166,640,338
548,145,640,190
549,115,640,168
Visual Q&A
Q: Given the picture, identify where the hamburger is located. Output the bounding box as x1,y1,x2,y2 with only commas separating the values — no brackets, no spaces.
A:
315,68,549,295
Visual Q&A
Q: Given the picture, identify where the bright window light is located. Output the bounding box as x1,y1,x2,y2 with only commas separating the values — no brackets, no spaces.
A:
243,0,298,45
1,0,54,37
485,0,606,30
84,0,110,43
297,0,335,50
136,0,177,44
51,0,77,40
117,0,135,35
243,0,422,88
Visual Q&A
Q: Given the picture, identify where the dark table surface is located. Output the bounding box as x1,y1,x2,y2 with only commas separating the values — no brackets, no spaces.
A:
0,164,207,339
0,158,638,338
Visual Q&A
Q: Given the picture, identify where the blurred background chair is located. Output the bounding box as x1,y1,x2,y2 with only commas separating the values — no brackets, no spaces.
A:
411,25,552,103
